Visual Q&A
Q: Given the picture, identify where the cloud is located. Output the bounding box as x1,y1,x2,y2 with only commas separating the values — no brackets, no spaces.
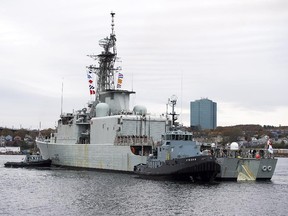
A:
1,0,287,129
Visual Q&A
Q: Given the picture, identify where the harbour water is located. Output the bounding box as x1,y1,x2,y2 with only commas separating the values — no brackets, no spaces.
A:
1,155,287,216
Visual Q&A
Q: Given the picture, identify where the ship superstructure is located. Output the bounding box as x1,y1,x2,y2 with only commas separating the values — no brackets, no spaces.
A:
36,13,167,172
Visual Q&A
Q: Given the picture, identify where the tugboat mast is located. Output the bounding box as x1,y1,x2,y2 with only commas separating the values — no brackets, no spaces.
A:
168,95,178,127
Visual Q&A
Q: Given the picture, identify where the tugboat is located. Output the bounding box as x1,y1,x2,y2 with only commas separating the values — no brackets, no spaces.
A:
4,154,52,168
134,96,220,181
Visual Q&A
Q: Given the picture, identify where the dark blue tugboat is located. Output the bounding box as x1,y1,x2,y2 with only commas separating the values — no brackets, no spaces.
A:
4,154,52,168
134,96,220,182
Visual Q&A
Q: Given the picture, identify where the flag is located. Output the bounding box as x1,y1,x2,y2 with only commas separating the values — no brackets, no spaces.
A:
268,145,273,154
117,73,123,89
87,71,96,95
267,139,273,154
118,73,123,79
117,79,122,84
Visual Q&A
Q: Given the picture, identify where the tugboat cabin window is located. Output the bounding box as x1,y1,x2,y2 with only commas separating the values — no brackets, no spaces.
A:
163,134,193,141
170,134,180,140
163,135,172,140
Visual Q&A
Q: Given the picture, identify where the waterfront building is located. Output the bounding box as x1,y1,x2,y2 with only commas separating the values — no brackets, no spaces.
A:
190,98,217,130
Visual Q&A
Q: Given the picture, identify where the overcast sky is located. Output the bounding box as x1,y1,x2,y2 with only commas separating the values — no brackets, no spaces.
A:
1,0,287,129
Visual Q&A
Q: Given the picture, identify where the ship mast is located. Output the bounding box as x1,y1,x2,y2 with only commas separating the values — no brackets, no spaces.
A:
87,12,120,102
168,95,178,127
86,12,134,118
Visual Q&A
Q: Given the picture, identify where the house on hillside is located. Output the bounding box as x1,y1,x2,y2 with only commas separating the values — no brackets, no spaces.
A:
14,136,22,141
5,135,13,142
0,136,6,146
24,135,34,145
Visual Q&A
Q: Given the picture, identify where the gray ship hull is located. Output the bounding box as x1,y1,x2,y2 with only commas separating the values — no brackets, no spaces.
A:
216,157,277,180
36,141,147,172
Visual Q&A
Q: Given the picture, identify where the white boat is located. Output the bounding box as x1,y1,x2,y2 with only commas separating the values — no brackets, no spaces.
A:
36,12,168,172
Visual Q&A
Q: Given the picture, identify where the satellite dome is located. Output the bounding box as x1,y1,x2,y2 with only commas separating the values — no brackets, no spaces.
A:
96,103,110,117
230,142,239,151
133,105,147,115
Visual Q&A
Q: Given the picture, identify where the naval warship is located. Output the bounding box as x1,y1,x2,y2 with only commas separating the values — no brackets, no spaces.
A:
214,141,278,181
36,13,171,172
36,13,276,181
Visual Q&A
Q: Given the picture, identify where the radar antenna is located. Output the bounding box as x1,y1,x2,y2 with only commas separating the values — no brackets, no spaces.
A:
111,11,115,36
87,12,120,101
